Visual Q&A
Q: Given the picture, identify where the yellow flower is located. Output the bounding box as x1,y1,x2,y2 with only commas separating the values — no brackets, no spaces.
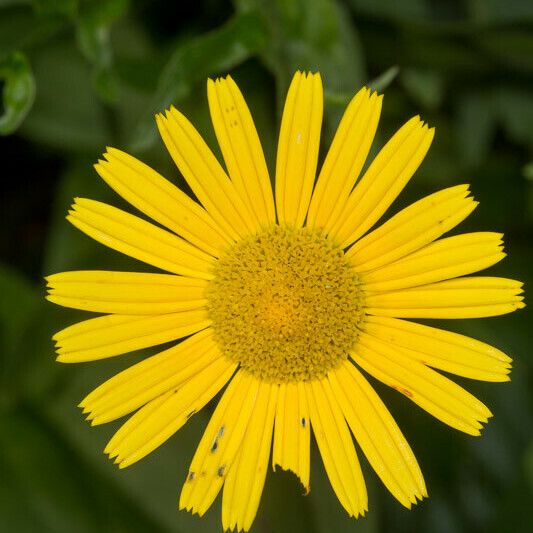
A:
47,71,524,531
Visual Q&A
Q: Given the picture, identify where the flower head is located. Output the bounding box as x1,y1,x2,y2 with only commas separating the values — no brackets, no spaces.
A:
47,71,524,531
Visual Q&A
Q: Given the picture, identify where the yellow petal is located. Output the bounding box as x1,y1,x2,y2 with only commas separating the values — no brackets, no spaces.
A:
363,316,512,382
53,310,210,362
80,328,212,407
105,390,173,461
95,148,230,256
207,76,275,228
307,87,382,232
156,107,257,239
330,116,435,247
272,381,310,491
222,382,277,532
353,333,493,435
68,198,214,279
306,378,367,517
347,185,476,271
361,232,505,291
365,276,525,318
105,356,236,468
275,71,323,226
330,361,426,508
180,371,259,517
81,329,220,424
46,270,207,315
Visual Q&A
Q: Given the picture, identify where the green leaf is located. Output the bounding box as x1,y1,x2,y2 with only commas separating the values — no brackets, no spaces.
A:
0,265,41,407
494,87,533,147
130,11,268,151
75,0,129,103
349,0,430,22
456,86,533,167
0,264,39,353
0,5,65,59
525,439,533,493
455,90,496,167
31,0,78,18
476,30,533,73
0,51,35,134
401,68,444,110
19,38,109,151
42,159,125,275
0,409,168,532
239,0,365,91
469,0,533,24
0,262,68,407
523,162,533,180
368,65,400,92
236,0,365,141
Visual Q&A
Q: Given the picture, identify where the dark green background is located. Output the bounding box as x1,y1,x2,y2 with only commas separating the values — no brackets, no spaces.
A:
1,1,532,531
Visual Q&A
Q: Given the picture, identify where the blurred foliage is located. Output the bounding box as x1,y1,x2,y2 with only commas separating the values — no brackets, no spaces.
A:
0,51,35,134
0,0,531,532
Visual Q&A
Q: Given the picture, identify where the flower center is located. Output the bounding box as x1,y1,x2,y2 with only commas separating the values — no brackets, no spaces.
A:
207,226,364,383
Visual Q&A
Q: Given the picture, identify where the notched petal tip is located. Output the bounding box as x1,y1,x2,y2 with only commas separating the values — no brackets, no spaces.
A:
272,463,310,494
77,398,88,409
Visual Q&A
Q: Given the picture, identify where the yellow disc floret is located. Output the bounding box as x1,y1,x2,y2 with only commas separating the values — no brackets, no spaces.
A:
207,226,364,383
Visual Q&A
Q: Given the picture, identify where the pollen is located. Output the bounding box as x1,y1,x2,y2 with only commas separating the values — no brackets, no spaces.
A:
207,226,365,383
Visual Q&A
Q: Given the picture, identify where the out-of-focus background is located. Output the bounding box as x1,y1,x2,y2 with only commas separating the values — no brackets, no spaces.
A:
0,0,531,531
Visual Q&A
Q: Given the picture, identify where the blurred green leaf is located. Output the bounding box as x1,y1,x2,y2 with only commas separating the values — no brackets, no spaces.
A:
523,162,533,180
31,0,78,17
19,39,109,151
368,65,399,92
78,0,128,26
0,263,38,352
349,0,430,22
469,0,533,24
455,90,496,167
236,0,365,140
0,262,68,406
76,0,129,103
42,159,125,274
0,409,168,532
456,86,533,167
0,51,35,134
0,265,40,406
476,30,533,73
0,4,64,59
525,440,533,492
495,87,533,147
403,32,490,74
401,68,444,109
131,11,268,151
238,0,365,93
324,65,398,108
